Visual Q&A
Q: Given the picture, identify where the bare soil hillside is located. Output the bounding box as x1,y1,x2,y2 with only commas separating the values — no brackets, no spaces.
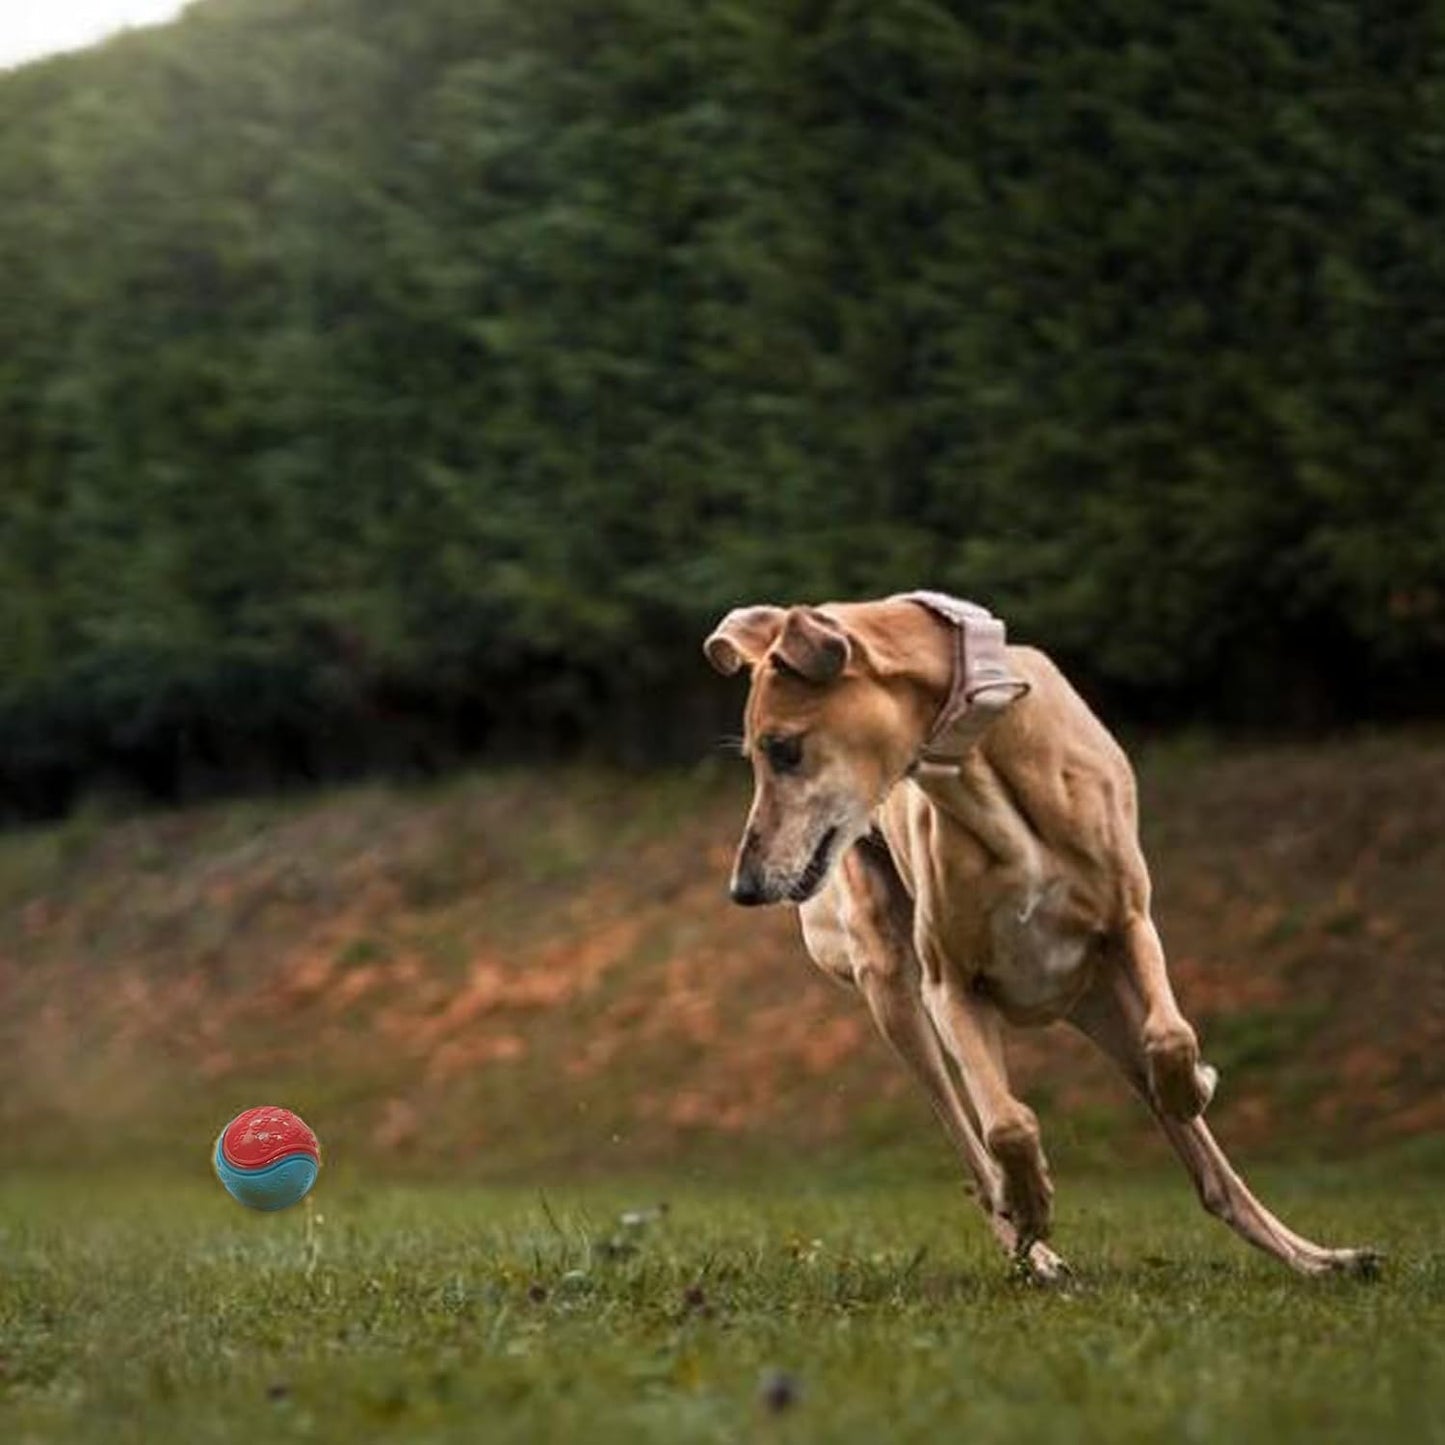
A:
2,736,1441,1176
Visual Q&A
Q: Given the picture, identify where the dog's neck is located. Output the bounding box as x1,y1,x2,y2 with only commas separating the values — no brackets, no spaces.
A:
905,593,1029,763
901,611,962,749
841,595,1027,771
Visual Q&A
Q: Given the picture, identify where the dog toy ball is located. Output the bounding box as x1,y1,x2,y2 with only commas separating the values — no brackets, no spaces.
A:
213,1106,321,1211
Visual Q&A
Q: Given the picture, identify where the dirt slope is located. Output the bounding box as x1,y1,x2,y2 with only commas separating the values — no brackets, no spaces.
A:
1,737,1441,1176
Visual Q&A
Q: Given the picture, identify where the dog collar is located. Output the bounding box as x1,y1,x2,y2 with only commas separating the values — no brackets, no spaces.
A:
897,591,1030,767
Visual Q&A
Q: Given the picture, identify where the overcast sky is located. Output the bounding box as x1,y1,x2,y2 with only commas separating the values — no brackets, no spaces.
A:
0,0,190,71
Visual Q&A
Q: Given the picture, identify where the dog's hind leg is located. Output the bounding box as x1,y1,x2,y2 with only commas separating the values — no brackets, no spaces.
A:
1116,913,1218,1121
1068,968,1379,1277
802,844,1067,1280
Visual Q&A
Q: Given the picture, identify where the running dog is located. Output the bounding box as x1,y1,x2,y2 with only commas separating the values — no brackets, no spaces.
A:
706,592,1376,1279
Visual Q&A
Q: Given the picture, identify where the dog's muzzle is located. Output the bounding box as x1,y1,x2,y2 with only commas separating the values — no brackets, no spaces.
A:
730,873,767,906
730,825,839,907
786,826,838,903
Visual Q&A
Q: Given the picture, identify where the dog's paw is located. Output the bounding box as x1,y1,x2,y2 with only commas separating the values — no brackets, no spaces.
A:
1013,1239,1071,1286
1305,1246,1384,1281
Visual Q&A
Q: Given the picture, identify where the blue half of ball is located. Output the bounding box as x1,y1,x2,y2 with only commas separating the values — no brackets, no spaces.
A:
213,1136,319,1211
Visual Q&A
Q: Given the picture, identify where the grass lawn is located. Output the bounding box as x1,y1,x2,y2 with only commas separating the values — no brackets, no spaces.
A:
1,1162,1441,1444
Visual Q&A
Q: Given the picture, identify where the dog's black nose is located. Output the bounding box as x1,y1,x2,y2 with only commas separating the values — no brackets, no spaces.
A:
730,875,766,906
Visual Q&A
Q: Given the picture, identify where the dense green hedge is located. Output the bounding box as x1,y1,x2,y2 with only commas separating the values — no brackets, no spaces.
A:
2,0,1442,814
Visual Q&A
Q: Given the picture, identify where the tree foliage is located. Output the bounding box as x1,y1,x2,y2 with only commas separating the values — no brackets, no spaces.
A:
1,0,1442,814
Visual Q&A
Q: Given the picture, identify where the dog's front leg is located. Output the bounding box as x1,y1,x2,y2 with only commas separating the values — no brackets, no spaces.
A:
914,750,1042,877
915,938,1055,1255
802,849,1067,1280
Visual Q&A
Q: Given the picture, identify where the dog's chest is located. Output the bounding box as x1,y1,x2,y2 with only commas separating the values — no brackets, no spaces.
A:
882,768,1111,1021
905,833,1103,1021
978,879,1096,1019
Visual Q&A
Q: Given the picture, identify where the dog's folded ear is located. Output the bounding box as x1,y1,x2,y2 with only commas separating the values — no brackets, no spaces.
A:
704,606,786,675
774,607,850,684
705,604,851,682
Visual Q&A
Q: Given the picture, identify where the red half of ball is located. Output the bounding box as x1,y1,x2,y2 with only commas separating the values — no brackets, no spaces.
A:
220,1106,320,1170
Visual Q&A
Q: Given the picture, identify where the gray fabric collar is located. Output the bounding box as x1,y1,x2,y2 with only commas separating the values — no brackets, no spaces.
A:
894,591,1030,764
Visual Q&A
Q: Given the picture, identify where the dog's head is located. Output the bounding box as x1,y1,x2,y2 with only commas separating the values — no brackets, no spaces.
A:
705,603,924,905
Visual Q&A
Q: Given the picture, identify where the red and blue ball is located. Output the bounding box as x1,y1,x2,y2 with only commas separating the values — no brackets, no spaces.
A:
213,1106,320,1211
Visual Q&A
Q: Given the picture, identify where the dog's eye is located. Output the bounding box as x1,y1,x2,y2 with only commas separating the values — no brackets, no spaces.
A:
761,734,804,775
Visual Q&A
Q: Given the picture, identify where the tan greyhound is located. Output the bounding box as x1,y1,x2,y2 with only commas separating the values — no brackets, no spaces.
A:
706,593,1377,1280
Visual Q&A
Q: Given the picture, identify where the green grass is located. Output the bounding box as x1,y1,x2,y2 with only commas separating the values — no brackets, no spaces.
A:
2,1165,1441,1444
